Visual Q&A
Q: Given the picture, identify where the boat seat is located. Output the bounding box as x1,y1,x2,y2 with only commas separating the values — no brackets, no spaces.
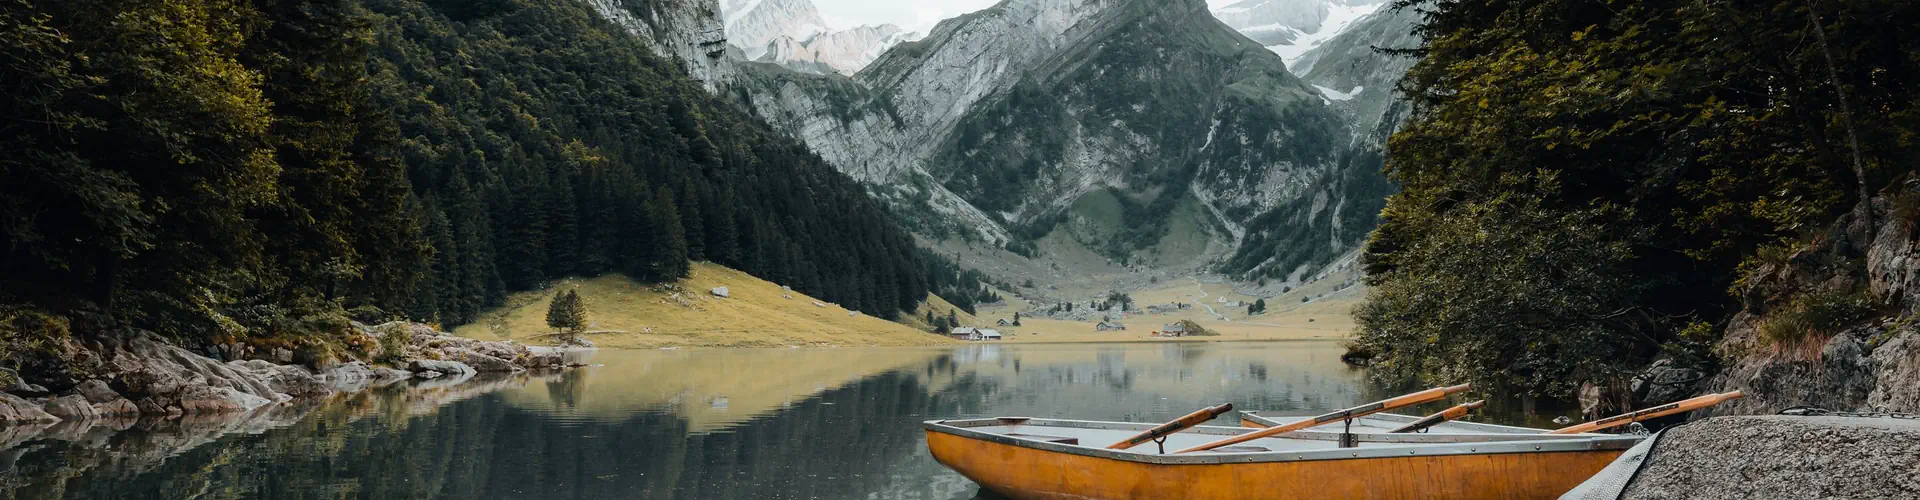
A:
1006,433,1079,445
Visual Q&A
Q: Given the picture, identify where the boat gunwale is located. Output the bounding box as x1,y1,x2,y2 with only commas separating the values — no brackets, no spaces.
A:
1240,411,1587,439
924,417,1642,465
1244,409,1543,432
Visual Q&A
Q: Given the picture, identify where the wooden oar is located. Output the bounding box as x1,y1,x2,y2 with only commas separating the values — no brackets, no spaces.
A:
1388,400,1486,433
1176,384,1471,453
1105,403,1235,450
1548,391,1745,435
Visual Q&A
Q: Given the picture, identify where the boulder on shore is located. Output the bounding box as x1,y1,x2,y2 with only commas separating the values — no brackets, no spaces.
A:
41,395,99,421
1610,416,1920,499
447,349,522,373
72,380,121,404
408,359,476,378
0,394,58,424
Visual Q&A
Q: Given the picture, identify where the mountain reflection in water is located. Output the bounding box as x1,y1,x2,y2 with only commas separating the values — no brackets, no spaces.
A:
0,341,1563,499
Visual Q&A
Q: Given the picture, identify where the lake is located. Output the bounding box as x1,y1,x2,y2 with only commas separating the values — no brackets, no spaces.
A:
0,341,1572,499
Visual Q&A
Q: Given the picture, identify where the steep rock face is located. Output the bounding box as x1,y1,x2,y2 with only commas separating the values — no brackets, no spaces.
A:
722,0,916,75
1290,5,1419,143
856,0,1123,177
759,24,917,76
1210,0,1385,66
723,0,827,60
585,0,734,90
1212,4,1417,279
1703,199,1920,415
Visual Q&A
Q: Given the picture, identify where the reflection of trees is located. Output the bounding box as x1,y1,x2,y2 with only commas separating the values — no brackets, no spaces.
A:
3,371,964,499
544,369,589,409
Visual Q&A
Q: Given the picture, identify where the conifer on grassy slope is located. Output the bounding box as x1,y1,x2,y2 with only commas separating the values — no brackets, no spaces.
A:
0,0,942,369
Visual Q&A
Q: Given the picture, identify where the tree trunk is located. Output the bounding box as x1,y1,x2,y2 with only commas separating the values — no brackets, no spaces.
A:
1806,0,1874,242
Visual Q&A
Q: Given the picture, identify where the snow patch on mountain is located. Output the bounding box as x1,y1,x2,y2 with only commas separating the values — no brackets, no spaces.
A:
1313,84,1361,102
1210,0,1385,71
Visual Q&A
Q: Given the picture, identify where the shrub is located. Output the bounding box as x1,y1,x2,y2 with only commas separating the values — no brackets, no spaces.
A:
348,305,390,324
375,323,412,363
1759,287,1876,348
0,306,75,381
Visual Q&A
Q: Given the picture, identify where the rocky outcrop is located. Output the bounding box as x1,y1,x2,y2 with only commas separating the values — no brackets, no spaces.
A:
408,359,477,379
0,394,56,424
1,322,575,428
1290,4,1419,144
724,0,916,75
1616,416,1920,499
755,24,916,76
1703,197,1920,415
41,395,98,421
722,0,828,60
1212,0,1386,67
584,0,734,91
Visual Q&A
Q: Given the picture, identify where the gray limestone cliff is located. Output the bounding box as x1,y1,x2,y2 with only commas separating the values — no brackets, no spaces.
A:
585,0,735,90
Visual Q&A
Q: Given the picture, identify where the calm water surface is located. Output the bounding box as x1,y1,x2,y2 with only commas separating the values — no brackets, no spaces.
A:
1,341,1573,499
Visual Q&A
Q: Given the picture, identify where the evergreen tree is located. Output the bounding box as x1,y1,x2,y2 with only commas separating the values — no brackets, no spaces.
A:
647,186,690,280
543,173,580,277
546,289,586,333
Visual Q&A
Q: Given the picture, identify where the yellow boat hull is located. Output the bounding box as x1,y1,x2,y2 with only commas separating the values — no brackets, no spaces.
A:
927,422,1626,500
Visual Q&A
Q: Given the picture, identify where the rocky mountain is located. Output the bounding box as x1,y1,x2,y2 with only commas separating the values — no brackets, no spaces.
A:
733,0,1397,282
583,0,734,90
1213,4,1420,280
1210,0,1386,68
723,0,828,59
758,24,918,75
1288,4,1420,143
722,0,917,75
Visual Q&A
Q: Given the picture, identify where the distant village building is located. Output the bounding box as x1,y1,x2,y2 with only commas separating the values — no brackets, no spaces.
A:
1096,320,1127,331
978,329,1003,341
950,327,978,341
1157,322,1188,338
997,318,1015,326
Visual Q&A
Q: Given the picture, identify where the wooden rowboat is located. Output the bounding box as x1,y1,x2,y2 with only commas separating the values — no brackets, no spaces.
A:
925,417,1639,500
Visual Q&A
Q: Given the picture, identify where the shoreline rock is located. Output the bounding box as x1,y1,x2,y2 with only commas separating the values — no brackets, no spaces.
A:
1701,199,1920,416
0,322,579,428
